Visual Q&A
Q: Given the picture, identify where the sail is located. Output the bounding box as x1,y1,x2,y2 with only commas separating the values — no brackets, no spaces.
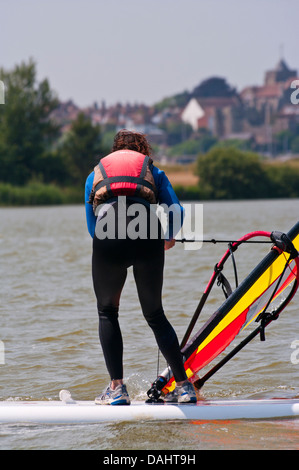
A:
147,222,299,400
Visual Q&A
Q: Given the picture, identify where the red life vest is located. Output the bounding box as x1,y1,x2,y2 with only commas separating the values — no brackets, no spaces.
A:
89,150,157,212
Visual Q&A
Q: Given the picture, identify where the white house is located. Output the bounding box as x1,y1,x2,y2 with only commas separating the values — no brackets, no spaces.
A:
181,98,205,131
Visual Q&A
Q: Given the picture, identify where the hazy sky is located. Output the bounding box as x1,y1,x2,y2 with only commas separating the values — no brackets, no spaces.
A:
1,0,298,107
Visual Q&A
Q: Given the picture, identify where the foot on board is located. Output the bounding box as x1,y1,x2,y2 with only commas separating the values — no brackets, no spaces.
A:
95,384,131,405
163,381,197,404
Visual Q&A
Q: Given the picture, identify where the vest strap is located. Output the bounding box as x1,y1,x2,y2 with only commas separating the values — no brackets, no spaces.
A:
98,161,114,199
94,175,155,192
135,155,150,197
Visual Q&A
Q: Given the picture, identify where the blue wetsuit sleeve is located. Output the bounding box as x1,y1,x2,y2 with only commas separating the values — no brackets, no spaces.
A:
152,165,184,239
85,172,97,238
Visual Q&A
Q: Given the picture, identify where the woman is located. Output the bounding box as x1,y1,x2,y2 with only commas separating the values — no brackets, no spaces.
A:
85,130,196,405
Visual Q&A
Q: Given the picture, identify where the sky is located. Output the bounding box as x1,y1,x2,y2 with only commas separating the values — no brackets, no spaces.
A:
1,0,299,108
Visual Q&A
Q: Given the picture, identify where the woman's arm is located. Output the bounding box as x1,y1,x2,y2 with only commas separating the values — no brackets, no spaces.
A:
152,165,184,242
85,171,97,238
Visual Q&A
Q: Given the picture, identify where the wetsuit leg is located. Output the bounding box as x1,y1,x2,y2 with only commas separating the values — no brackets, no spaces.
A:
133,239,187,383
92,236,129,380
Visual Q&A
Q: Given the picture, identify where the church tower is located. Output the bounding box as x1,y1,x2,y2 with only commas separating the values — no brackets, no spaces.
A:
264,59,297,85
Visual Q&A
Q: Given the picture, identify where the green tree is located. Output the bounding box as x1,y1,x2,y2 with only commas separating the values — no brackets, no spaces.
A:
273,130,294,153
168,135,217,157
192,77,237,98
159,121,193,146
197,147,269,199
153,90,190,112
265,164,299,198
60,112,108,185
0,59,59,184
291,136,299,154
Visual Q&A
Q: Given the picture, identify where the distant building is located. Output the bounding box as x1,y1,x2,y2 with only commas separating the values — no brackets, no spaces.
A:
50,59,299,157
241,59,297,112
264,59,297,86
50,99,81,133
241,59,299,147
181,95,242,138
117,122,166,145
181,98,205,131
182,59,299,152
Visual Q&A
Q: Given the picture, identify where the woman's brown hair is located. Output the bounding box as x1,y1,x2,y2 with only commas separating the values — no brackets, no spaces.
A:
112,130,153,160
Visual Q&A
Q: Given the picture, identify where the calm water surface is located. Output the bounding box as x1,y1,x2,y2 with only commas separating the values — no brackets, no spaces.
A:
0,199,299,450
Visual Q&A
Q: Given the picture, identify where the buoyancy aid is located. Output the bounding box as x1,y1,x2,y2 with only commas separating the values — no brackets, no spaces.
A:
89,150,157,212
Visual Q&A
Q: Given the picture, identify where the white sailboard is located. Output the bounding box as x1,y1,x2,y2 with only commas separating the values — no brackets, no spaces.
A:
0,391,298,424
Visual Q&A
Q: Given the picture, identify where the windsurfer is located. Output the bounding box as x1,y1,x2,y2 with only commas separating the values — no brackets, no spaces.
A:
85,130,196,405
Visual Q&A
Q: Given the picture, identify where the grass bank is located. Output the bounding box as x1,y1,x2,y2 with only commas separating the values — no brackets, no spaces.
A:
158,163,201,200
0,182,83,206
1,157,299,206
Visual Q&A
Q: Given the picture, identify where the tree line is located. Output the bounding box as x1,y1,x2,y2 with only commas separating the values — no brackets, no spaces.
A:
196,147,299,199
1,60,299,205
0,60,109,202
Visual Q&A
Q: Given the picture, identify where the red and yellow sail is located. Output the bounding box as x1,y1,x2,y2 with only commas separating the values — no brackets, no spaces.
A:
159,223,299,395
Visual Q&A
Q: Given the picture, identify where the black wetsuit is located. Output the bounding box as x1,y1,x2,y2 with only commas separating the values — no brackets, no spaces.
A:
91,202,187,382
85,166,187,383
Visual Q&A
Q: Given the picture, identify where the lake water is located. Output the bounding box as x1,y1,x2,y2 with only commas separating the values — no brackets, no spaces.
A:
0,199,299,450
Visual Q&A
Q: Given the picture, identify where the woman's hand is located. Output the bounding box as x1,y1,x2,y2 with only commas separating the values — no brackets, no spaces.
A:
164,239,176,251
